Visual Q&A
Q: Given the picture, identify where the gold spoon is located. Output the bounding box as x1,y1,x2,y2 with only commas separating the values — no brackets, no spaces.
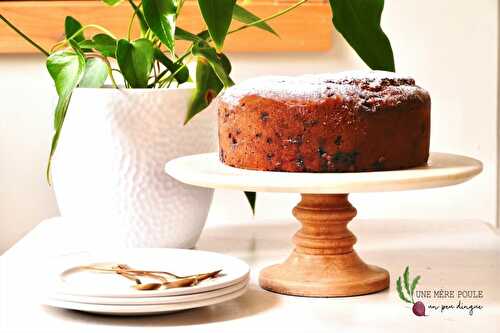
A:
132,269,222,291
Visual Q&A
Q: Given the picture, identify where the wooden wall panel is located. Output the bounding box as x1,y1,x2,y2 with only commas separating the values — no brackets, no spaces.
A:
0,1,333,53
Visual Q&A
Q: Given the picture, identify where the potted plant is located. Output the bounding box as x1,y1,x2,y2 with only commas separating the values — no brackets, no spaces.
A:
1,0,394,248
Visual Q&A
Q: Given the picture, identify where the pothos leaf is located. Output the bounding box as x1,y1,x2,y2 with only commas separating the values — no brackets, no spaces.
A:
143,0,177,52
244,191,256,214
64,16,85,42
46,48,85,98
191,42,234,88
79,34,117,58
116,38,154,88
174,28,209,43
102,0,123,6
153,48,189,84
396,276,413,304
197,30,210,40
197,0,236,51
45,40,86,184
232,4,278,37
175,27,203,42
185,57,223,124
79,57,108,88
329,0,395,71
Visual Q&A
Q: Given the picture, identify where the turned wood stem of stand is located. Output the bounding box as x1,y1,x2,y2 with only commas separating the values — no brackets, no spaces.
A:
293,194,356,256
259,193,389,297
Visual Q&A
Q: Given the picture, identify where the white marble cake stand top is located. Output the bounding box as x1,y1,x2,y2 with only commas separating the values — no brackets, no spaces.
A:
165,152,482,194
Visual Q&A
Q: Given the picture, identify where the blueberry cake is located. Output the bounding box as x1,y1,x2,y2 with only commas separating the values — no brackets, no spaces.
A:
217,71,430,172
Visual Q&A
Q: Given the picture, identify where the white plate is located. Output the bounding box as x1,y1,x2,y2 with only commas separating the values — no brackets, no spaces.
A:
47,249,250,298
48,277,248,305
165,152,482,193
43,284,248,316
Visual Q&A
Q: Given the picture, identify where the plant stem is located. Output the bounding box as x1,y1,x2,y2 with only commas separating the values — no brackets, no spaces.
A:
67,24,117,41
127,0,147,37
153,59,158,82
67,24,118,45
128,10,137,41
164,58,191,88
152,49,191,87
0,14,49,56
51,24,118,53
158,60,190,88
111,68,126,87
228,0,308,35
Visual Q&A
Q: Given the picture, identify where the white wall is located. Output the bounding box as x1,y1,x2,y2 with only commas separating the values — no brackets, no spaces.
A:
0,55,59,253
0,0,498,253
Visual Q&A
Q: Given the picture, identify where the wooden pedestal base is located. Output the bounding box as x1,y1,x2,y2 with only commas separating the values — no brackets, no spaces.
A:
259,194,389,297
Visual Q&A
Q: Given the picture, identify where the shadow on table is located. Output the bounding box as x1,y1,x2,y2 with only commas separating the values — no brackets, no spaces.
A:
42,286,281,326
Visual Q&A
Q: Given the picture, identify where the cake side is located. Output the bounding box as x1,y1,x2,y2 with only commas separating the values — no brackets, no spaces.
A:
218,71,431,172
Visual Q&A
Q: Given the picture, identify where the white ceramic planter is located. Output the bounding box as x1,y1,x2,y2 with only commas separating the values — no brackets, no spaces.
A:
52,86,216,248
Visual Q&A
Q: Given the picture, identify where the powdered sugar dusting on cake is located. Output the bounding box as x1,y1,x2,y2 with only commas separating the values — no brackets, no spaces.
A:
330,70,413,83
220,70,422,108
220,75,344,106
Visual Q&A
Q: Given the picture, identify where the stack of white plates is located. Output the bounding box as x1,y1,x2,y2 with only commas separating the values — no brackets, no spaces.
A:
41,249,250,315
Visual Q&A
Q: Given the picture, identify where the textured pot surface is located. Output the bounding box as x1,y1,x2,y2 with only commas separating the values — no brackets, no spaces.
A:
52,87,216,248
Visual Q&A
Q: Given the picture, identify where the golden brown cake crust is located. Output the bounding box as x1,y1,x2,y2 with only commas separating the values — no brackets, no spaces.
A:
218,71,431,172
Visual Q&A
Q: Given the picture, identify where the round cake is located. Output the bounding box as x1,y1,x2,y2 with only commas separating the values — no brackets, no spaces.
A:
217,70,431,172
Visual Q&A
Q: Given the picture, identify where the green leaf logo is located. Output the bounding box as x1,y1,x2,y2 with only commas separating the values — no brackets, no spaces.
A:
397,266,426,317
397,266,420,303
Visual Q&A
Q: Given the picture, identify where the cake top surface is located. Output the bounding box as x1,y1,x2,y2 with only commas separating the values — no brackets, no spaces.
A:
219,70,429,111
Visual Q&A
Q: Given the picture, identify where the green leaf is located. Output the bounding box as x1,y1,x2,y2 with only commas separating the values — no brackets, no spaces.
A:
197,0,236,51
185,57,223,124
79,57,108,88
329,0,395,71
403,266,412,299
143,0,177,52
244,191,256,214
197,30,210,40
46,50,85,98
191,42,234,88
54,40,85,127
45,41,86,184
64,16,85,42
232,4,278,36
175,27,203,42
116,38,154,88
410,275,421,302
396,276,413,304
91,34,117,57
174,28,209,43
79,34,117,57
102,0,123,6
46,97,70,184
153,48,189,84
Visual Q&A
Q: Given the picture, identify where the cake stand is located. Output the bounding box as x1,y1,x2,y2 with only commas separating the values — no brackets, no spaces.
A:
165,152,482,297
